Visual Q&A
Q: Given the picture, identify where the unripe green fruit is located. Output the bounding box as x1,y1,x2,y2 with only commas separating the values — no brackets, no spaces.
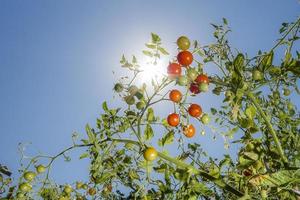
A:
283,88,291,96
199,83,209,92
36,164,46,173
128,85,139,95
63,185,72,194
124,96,135,105
113,83,123,93
245,143,255,151
177,36,191,50
177,76,189,86
186,68,198,81
201,114,210,124
23,171,36,182
252,70,263,81
19,182,32,192
136,101,146,110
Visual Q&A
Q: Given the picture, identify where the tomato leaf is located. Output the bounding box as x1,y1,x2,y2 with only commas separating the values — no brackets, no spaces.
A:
144,124,154,140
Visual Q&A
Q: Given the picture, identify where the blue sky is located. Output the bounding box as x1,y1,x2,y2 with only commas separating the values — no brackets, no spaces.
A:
0,0,299,185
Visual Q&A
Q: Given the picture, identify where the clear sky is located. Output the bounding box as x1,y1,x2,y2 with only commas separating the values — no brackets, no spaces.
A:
0,0,299,185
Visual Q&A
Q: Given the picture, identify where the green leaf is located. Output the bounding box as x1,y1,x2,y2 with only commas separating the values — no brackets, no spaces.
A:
210,108,217,115
245,105,256,120
233,53,245,76
85,124,95,143
145,43,156,49
120,54,126,64
191,182,213,196
132,55,137,64
79,152,89,159
161,131,174,146
151,33,161,44
144,124,154,140
249,170,300,187
146,108,155,122
223,18,228,25
158,47,169,55
102,101,109,112
142,50,153,57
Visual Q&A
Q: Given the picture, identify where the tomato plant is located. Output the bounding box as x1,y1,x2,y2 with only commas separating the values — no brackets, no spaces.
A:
1,18,300,200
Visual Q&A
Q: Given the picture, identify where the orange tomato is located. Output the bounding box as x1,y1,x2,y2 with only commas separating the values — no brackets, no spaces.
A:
167,113,180,127
183,124,196,138
169,89,182,103
188,104,202,118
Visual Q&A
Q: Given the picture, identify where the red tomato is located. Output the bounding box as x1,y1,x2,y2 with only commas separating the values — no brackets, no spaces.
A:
189,83,200,94
177,51,193,66
167,63,182,78
195,74,209,84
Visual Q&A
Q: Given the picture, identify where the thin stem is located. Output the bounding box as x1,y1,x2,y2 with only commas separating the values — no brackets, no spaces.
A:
247,92,288,164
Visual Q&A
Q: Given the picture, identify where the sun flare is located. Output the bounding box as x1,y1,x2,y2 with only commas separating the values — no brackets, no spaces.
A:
138,58,168,84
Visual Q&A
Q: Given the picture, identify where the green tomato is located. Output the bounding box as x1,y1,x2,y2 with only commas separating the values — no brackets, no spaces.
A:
136,101,146,110
76,182,83,190
124,95,135,105
283,88,291,96
36,165,46,173
63,185,72,194
252,70,263,81
261,190,268,199
82,184,88,190
19,182,32,193
245,143,255,151
177,75,189,86
177,36,190,50
128,85,139,95
199,82,209,92
17,192,24,198
113,83,123,93
201,114,210,124
186,68,198,81
23,171,36,182
287,102,294,110
273,91,280,99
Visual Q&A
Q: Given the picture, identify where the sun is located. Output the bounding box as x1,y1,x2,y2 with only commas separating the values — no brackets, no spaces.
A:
138,58,168,84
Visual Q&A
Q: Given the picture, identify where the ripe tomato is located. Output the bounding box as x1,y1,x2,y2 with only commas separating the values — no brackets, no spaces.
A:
177,51,193,66
183,124,195,138
167,63,182,78
201,114,210,124
177,36,190,50
189,83,200,94
36,164,46,173
169,89,182,103
19,182,32,192
143,147,158,161
23,171,36,182
177,75,189,86
167,113,180,127
188,104,202,118
195,74,209,84
88,188,96,196
199,83,209,92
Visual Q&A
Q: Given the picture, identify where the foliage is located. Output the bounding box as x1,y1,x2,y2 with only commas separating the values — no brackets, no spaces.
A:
1,18,300,200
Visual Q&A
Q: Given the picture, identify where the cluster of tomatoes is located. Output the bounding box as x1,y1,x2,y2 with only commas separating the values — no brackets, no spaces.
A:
144,36,211,162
